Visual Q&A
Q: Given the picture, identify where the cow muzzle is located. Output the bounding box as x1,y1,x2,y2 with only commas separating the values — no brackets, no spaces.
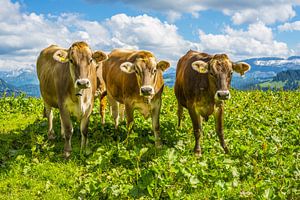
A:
215,90,230,100
75,79,91,89
140,86,154,97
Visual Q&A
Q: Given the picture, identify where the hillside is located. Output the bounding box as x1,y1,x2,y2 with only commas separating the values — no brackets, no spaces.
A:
256,69,300,90
0,68,40,97
0,88,299,199
0,78,21,96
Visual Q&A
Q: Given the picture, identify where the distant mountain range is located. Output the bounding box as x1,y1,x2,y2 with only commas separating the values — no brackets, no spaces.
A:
0,68,40,97
0,56,300,97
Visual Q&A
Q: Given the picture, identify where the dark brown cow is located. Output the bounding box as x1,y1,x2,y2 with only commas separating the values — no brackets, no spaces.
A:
36,42,107,158
174,50,251,156
102,49,170,147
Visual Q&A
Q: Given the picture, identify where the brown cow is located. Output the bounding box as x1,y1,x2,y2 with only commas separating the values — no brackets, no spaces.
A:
95,62,107,125
36,42,107,158
174,50,250,156
102,49,170,147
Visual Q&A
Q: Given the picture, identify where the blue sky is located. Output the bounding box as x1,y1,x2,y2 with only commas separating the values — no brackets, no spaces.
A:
1,0,300,70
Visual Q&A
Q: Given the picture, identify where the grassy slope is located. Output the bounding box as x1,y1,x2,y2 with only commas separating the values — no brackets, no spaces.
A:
0,88,299,199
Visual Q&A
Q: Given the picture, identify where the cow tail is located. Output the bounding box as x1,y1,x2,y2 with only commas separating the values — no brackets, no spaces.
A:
100,91,107,100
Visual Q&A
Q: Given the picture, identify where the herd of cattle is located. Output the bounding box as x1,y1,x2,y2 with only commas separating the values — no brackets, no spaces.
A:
36,41,251,158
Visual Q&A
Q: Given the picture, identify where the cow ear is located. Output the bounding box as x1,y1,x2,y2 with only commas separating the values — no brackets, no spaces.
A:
191,60,208,73
120,62,135,73
157,60,170,72
233,62,251,76
53,50,69,63
93,51,108,63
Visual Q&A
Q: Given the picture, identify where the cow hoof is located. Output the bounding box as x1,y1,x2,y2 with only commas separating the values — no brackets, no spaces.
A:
194,149,202,157
224,146,229,154
64,151,71,159
155,141,163,149
48,133,56,140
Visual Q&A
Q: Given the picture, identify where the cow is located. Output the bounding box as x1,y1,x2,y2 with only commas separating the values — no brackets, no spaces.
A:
102,49,170,147
174,50,251,156
95,62,107,125
36,41,107,158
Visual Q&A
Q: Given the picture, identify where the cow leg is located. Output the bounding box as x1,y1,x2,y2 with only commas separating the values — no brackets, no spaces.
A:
119,103,125,122
100,95,106,125
215,105,229,154
44,105,56,140
60,108,73,158
108,95,119,129
60,115,65,139
177,103,184,128
187,107,201,157
80,116,89,153
125,104,134,134
151,100,162,148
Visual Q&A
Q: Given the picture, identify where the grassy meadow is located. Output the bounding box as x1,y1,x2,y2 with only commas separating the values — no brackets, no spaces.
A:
0,88,299,199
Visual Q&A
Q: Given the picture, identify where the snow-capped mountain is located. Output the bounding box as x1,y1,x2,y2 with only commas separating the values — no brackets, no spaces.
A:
0,66,40,97
231,56,300,89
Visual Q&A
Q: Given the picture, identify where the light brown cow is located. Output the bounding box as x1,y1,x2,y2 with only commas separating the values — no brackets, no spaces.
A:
102,49,170,147
95,62,107,125
36,42,107,158
174,50,250,156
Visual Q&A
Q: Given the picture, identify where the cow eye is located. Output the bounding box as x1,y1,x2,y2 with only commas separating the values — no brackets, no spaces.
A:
69,59,73,64
152,69,157,74
89,58,93,64
135,69,139,74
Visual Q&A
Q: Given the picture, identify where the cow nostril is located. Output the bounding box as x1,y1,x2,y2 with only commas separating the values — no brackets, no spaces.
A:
217,92,221,98
141,87,153,95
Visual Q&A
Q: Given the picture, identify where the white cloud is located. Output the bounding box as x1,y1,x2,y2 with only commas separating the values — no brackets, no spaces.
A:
104,14,201,63
87,0,300,24
229,4,296,25
0,0,295,71
278,21,300,31
199,22,290,59
0,0,200,70
0,0,110,70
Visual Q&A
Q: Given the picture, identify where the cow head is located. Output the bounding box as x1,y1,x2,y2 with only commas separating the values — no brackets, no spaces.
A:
53,41,107,95
120,51,170,99
191,54,250,101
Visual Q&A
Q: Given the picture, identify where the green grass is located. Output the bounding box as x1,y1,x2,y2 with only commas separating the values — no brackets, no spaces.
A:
0,88,299,199
259,81,286,89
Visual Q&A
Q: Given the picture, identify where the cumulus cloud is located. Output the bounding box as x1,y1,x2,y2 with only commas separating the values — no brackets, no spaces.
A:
199,22,290,59
86,0,300,24
0,0,200,70
104,14,201,63
228,4,296,25
278,21,300,31
0,0,110,70
0,0,294,71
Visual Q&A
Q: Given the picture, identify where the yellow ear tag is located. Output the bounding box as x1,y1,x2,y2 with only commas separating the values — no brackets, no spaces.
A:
199,66,208,73
60,57,66,62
